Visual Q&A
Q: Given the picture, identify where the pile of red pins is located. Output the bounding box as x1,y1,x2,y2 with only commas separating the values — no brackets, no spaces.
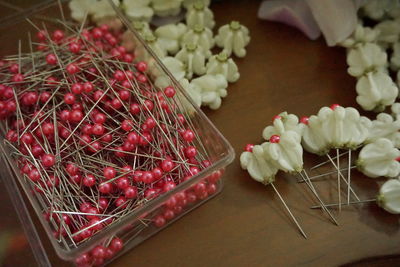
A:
0,20,222,266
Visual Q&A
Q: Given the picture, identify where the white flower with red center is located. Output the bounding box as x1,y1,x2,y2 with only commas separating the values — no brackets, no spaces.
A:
377,178,400,214
240,144,278,185
347,43,387,77
356,138,400,178
262,112,301,141
301,115,330,156
215,21,250,58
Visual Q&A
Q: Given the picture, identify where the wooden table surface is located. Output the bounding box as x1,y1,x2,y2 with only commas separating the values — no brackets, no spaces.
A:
1,1,399,266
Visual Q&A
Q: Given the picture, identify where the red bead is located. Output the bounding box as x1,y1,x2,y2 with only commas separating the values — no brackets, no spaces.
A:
93,90,106,102
136,61,147,72
91,245,106,259
143,100,154,111
98,198,109,210
37,30,47,41
115,196,128,208
81,124,93,135
142,171,154,184
47,175,60,187
161,159,175,172
207,183,218,195
83,82,94,93
101,133,113,143
69,42,81,53
110,237,124,252
126,132,139,144
70,174,82,184
40,92,51,103
92,123,105,135
121,80,131,89
184,146,197,158
152,167,163,180
60,110,71,121
163,209,175,221
153,215,166,227
124,186,138,199
129,103,141,115
163,181,176,192
111,98,122,109
89,218,103,231
12,73,24,83
103,167,116,180
28,169,41,182
119,90,130,100
164,86,176,98
121,120,133,132
330,104,340,110
99,182,112,194
269,135,280,143
145,117,156,129
80,202,92,212
116,177,130,189
52,30,64,41
300,116,309,125
114,70,126,81
144,188,159,199
182,130,195,142
64,93,76,104
83,174,96,187
21,133,34,145
42,154,55,167
93,113,106,124
46,53,57,65
273,115,282,121
244,144,254,152
75,253,91,266
139,132,152,146
123,53,134,63
6,130,18,142
66,63,79,75
42,122,55,135
71,83,83,94
66,163,79,175
70,109,83,122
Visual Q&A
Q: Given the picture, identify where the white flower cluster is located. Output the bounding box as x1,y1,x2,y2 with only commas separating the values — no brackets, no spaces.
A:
69,0,250,110
240,112,304,185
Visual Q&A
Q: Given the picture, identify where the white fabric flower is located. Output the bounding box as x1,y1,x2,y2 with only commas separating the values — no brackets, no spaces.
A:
90,0,119,22
183,0,210,9
121,22,152,52
338,23,379,48
154,57,186,88
342,108,372,149
186,1,215,29
155,23,187,55
391,102,400,120
240,144,278,185
182,25,214,58
179,78,202,107
69,0,96,22
375,20,400,45
390,42,400,71
357,138,400,178
215,21,251,58
262,112,301,141
263,131,303,173
347,43,387,77
123,0,154,22
301,115,330,155
175,43,207,79
152,0,183,17
366,113,400,148
355,71,398,112
191,74,228,110
206,52,240,83
377,178,400,214
138,33,167,60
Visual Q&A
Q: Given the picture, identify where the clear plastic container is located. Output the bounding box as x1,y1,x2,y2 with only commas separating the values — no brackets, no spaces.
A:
0,1,234,266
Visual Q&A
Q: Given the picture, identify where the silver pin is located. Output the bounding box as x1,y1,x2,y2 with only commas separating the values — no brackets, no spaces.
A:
310,199,376,209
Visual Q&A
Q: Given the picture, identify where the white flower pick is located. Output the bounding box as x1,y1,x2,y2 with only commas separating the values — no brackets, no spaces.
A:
262,112,301,141
183,0,210,9
206,52,240,83
69,0,96,22
154,57,186,88
123,0,154,22
357,138,400,178
346,43,387,77
191,74,228,110
366,113,400,148
155,23,187,55
391,102,400,120
301,115,330,156
90,0,119,23
215,21,251,58
356,71,398,112
338,24,379,48
152,0,183,17
374,20,400,45
185,1,215,29
175,43,207,79
240,144,307,238
136,33,167,60
179,78,202,108
390,42,400,71
377,178,400,214
182,24,214,58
